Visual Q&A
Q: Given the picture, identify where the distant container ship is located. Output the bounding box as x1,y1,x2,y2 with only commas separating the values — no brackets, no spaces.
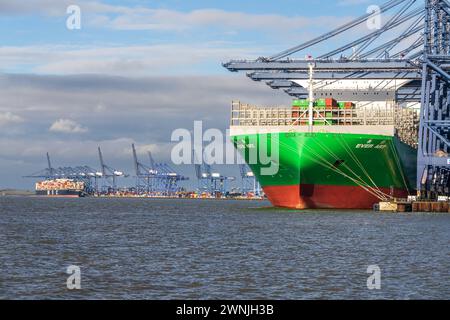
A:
230,95,419,210
35,179,85,197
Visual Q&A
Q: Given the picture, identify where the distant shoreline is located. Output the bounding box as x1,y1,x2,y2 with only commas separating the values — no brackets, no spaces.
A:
0,189,34,196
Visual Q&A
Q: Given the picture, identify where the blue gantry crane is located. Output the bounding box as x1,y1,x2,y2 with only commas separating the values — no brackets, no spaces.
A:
132,143,188,196
239,164,261,196
97,146,127,194
223,0,450,199
24,153,98,194
194,150,235,196
25,147,187,196
151,153,189,195
132,143,153,194
417,0,450,197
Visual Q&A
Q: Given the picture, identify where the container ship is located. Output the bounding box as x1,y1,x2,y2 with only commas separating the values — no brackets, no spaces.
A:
230,85,420,209
35,179,85,197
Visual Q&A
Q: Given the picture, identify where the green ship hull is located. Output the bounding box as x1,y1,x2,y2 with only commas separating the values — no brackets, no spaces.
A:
232,131,417,209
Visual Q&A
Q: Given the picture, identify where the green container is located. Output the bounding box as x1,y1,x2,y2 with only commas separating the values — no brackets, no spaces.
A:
314,120,325,125
293,99,310,107
326,112,333,118
292,99,302,106
338,102,345,109
315,99,326,107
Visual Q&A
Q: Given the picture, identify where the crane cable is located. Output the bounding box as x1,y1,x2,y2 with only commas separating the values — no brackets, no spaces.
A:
266,133,391,201
313,135,391,200
308,135,392,200
335,135,389,197
296,140,391,201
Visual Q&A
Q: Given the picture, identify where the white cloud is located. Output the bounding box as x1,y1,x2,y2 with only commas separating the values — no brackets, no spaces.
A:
0,43,261,76
0,2,357,76
0,137,148,158
0,0,128,16
337,0,370,6
49,119,88,133
135,144,159,156
0,73,291,188
0,112,24,126
97,8,346,32
0,0,350,33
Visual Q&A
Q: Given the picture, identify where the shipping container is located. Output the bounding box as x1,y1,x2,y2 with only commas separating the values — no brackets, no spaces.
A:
35,179,85,192
293,99,310,109
292,106,300,118
324,99,336,110
344,102,355,109
315,99,326,107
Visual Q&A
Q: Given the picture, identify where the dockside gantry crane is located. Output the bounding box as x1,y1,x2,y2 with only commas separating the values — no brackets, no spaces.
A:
132,143,153,194
239,164,261,196
223,0,450,199
194,150,235,196
24,153,98,194
132,143,188,195
98,146,127,193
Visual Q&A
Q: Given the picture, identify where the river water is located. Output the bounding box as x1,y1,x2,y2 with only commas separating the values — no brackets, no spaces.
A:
1,197,449,299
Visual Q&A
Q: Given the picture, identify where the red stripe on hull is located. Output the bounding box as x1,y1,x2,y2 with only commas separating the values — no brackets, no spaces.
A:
263,184,409,209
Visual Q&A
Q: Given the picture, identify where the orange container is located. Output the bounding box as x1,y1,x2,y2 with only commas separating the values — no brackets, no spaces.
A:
325,98,337,105
344,102,355,109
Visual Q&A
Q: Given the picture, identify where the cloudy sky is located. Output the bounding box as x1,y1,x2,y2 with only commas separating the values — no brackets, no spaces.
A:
0,0,399,189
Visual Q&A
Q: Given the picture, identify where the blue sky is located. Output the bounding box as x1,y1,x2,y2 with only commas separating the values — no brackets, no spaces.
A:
0,0,381,75
0,0,370,47
0,0,406,189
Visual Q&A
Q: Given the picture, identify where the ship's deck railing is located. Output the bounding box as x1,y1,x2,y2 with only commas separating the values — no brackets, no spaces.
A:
231,101,417,127
231,101,420,148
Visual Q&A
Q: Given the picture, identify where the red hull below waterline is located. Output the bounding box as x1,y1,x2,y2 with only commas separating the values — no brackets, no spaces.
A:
263,184,409,210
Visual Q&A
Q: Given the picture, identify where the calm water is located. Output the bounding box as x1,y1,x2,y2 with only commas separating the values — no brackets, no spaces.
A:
0,197,449,300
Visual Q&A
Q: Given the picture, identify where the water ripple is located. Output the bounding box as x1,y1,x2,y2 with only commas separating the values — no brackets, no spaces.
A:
0,197,449,299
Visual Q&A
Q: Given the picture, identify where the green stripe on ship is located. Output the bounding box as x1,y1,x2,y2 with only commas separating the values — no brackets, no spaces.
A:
232,132,417,192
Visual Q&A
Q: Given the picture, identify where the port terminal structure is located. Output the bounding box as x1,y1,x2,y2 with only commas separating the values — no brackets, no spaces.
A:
223,0,450,200
24,153,100,195
240,164,262,197
25,150,128,195
97,146,128,193
26,148,257,198
132,143,188,196
26,149,254,198
25,145,189,197
193,150,235,197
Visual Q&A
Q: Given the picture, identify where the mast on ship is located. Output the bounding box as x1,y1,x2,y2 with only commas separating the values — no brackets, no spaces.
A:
308,62,315,133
